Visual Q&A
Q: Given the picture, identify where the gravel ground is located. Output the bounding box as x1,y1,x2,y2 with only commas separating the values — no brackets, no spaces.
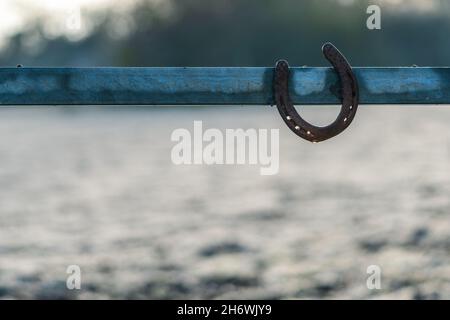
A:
0,105,449,299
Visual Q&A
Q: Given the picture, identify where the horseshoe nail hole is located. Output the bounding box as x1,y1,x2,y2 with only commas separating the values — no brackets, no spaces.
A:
294,126,300,130
349,106,353,110
344,117,348,122
306,131,311,135
286,116,292,120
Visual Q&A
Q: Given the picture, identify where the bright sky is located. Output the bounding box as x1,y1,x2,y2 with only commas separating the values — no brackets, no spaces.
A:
0,0,142,47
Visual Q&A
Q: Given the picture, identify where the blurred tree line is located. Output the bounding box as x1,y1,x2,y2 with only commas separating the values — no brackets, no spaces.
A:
1,0,450,67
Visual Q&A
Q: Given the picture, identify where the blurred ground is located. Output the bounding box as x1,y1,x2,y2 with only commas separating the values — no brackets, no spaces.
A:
0,106,449,299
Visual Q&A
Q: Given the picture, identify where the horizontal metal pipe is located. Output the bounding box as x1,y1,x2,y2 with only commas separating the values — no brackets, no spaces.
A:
0,67,449,106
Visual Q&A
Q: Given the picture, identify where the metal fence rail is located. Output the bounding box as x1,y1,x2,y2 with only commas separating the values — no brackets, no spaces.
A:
0,67,449,106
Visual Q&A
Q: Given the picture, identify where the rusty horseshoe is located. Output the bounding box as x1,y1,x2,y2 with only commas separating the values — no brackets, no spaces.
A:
273,42,359,143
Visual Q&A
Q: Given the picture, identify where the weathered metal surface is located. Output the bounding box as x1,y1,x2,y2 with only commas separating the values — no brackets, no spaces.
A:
0,66,449,106
274,43,359,142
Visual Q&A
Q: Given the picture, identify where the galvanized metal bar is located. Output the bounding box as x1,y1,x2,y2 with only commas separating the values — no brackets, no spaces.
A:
0,67,449,106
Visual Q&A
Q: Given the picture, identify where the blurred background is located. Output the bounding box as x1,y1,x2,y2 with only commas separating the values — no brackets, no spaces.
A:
1,0,450,299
